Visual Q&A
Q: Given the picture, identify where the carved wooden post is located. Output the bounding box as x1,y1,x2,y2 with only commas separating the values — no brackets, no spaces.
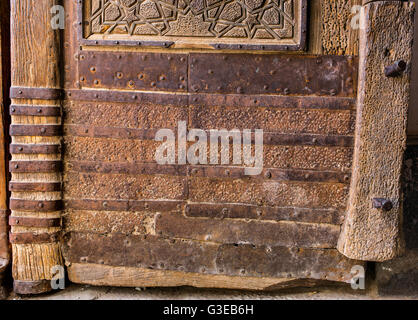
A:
338,1,415,261
9,0,64,294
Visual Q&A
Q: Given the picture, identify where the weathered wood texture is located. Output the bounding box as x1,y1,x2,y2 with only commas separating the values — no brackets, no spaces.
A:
0,0,10,297
10,0,64,294
338,1,415,261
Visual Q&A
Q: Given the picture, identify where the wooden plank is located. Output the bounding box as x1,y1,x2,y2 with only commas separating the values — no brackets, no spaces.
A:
338,1,415,261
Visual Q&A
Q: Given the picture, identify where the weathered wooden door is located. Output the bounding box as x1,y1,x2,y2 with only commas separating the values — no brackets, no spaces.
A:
8,0,415,294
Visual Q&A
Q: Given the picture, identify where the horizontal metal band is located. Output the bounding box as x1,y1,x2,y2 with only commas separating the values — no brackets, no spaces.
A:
65,89,188,105
10,161,62,173
65,199,184,212
188,166,350,184
80,38,174,48
10,199,62,212
9,182,61,192
10,87,62,100
13,280,52,295
10,144,61,154
67,161,349,183
9,216,61,228
68,161,186,176
10,125,62,136
64,89,355,111
190,94,356,110
185,203,344,225
10,105,61,116
64,124,354,147
9,232,59,244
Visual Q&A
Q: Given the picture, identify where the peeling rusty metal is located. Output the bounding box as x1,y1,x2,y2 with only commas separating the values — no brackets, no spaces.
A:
185,203,344,225
10,199,62,212
65,89,188,105
78,51,188,92
9,216,61,228
9,161,62,173
10,87,62,100
9,182,61,192
65,199,184,212
189,54,357,96
10,105,61,116
10,144,61,154
9,232,59,244
10,125,62,136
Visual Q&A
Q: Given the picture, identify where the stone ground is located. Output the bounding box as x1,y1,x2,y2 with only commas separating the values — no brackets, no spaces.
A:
5,282,418,300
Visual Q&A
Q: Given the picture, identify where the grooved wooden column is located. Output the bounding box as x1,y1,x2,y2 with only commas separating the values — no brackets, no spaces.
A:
10,0,63,294
338,1,415,261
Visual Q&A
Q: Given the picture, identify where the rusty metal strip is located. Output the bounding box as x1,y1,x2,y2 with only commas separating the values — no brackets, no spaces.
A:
189,53,357,96
10,161,62,173
10,105,61,116
189,94,356,110
78,51,188,92
185,203,344,225
264,133,354,147
189,166,350,184
65,199,184,212
65,124,354,147
9,232,59,244
65,89,188,106
13,280,52,295
10,125,62,136
10,144,61,154
9,216,61,228
64,125,158,141
9,182,61,192
68,161,348,183
10,87,62,100
10,199,62,212
68,161,186,176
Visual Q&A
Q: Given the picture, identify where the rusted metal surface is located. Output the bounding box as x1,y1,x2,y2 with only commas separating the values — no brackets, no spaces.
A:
9,182,61,192
189,166,350,184
185,203,344,225
65,89,188,105
155,213,340,249
62,232,361,283
10,199,62,212
189,93,356,110
189,54,357,96
13,280,52,295
10,161,61,173
65,199,183,213
65,125,158,141
10,125,62,136
9,216,61,228
9,232,59,244
264,133,354,147
10,105,61,116
10,144,60,154
78,51,188,92
10,87,62,100
372,198,394,212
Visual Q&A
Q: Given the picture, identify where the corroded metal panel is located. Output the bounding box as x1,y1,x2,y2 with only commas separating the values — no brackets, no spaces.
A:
81,0,307,51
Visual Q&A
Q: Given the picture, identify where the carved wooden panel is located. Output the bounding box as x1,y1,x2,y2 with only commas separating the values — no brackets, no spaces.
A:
82,0,307,50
